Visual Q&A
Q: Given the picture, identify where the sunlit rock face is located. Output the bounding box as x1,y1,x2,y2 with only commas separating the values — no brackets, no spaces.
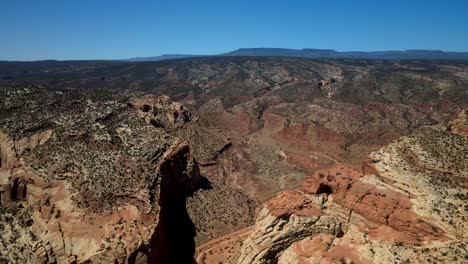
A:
0,86,203,263
237,118,467,264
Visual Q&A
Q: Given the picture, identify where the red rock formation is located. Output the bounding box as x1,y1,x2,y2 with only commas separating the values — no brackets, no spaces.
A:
198,99,259,134
279,234,373,264
301,165,445,243
238,126,464,263
273,123,314,151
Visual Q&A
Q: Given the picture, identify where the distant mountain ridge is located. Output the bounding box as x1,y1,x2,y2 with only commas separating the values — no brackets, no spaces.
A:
125,48,468,61
123,54,205,61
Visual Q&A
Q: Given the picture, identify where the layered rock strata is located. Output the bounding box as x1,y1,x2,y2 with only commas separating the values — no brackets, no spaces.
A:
0,90,201,263
238,122,467,263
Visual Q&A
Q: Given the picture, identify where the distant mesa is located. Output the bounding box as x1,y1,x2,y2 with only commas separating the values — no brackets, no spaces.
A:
122,48,468,61
123,54,207,62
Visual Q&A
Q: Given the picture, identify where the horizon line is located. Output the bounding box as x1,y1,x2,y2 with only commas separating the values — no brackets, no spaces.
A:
2,47,468,62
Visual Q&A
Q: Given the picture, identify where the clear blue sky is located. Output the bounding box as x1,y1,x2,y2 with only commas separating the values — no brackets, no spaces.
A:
1,0,467,60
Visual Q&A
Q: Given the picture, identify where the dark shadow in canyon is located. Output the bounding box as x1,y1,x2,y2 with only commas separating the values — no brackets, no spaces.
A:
150,196,196,264
195,176,213,191
148,144,212,264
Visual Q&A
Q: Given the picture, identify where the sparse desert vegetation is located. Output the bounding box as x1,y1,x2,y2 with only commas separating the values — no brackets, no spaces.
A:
0,58,467,263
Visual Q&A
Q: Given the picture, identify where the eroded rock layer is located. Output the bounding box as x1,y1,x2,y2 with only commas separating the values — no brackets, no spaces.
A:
0,86,202,263
237,122,467,263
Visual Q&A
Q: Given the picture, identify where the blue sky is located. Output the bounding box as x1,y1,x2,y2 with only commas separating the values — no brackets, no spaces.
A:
1,0,467,60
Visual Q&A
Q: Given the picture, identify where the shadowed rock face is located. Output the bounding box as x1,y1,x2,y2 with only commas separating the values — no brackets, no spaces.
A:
149,141,200,264
150,198,196,264
0,86,204,263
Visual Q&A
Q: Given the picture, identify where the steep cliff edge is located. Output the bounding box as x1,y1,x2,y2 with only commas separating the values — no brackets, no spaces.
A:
149,141,200,264
236,114,467,264
0,86,203,263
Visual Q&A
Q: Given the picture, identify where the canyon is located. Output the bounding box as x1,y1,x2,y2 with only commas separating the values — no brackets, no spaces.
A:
0,57,467,263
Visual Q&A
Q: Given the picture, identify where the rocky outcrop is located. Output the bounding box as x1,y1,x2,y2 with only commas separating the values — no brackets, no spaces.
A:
237,125,467,263
129,95,192,129
157,140,201,200
0,132,15,169
149,140,201,264
448,109,468,137
0,129,52,169
0,90,204,263
0,130,52,205
237,192,343,263
278,234,373,264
